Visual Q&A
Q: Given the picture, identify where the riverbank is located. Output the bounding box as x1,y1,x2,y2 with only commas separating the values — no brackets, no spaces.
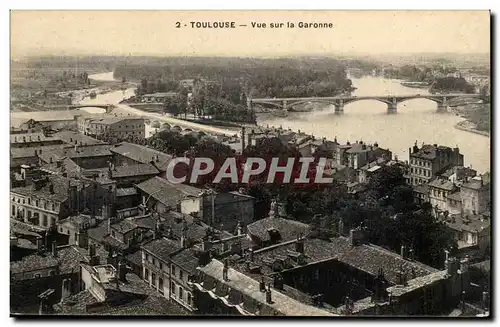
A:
454,120,490,137
449,102,490,137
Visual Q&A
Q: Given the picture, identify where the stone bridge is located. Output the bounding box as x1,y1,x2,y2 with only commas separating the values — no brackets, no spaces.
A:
249,94,483,114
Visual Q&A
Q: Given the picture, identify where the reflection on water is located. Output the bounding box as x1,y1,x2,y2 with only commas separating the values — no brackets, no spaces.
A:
258,76,490,173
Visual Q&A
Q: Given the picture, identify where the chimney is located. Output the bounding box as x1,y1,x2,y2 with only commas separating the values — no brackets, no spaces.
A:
118,261,127,282
222,259,229,281
88,243,96,258
295,236,304,253
248,248,254,262
51,241,57,257
400,245,406,259
237,221,243,236
156,155,159,162
349,228,364,246
49,183,55,194
338,218,344,236
266,285,273,304
273,275,284,290
36,237,43,253
259,277,266,292
447,257,459,276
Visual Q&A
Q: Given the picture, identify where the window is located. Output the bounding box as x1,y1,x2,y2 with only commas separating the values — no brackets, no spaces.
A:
22,199,25,204
159,278,164,294
179,287,184,301
144,269,149,281
49,270,56,276
34,273,41,278
179,270,183,281
151,273,157,287
42,215,48,226
52,203,55,211
153,258,157,267
11,205,15,214
27,211,31,218
112,231,116,237
187,293,192,306
36,200,39,207
171,282,176,296
171,265,175,275
28,198,31,205
159,262,163,270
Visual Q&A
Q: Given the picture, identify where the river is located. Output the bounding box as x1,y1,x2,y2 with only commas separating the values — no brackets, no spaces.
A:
83,72,235,136
85,73,490,173
257,76,490,173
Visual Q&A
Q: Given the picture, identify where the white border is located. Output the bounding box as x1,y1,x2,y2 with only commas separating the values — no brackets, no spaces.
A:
2,2,497,327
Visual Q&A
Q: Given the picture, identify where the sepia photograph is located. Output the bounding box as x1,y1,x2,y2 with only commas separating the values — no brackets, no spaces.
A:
9,10,491,317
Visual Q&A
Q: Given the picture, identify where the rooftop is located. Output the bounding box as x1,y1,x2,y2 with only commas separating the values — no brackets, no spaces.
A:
136,177,202,208
428,178,457,191
89,116,144,126
171,248,199,274
195,259,335,316
110,142,173,171
54,130,105,146
142,237,182,263
10,132,60,144
246,217,311,244
411,144,458,160
235,236,438,286
11,175,82,202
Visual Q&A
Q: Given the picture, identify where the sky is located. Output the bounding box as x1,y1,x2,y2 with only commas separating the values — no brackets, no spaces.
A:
10,11,490,58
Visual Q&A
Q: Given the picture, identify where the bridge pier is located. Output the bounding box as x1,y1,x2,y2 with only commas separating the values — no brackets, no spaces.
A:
334,104,344,114
387,103,397,114
437,103,448,113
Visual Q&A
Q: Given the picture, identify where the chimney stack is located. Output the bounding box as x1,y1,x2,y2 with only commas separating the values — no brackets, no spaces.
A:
400,245,406,259
51,241,57,257
259,277,266,292
89,243,96,258
118,261,127,282
248,248,254,262
349,228,364,246
222,259,229,281
295,236,304,253
36,237,43,253
265,284,273,304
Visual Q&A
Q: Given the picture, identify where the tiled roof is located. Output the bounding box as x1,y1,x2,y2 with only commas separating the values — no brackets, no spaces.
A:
141,237,182,262
110,163,159,178
236,237,438,286
10,219,45,237
87,221,109,243
112,219,141,234
171,248,199,274
10,145,65,159
136,177,202,208
10,132,59,144
428,178,456,191
39,158,81,177
413,184,429,194
246,217,312,244
11,175,82,202
446,214,490,233
53,131,105,146
10,245,87,275
116,187,138,197
195,259,335,316
110,142,173,171
461,175,490,190
125,250,143,267
159,211,210,241
63,145,113,158
11,254,59,274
